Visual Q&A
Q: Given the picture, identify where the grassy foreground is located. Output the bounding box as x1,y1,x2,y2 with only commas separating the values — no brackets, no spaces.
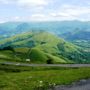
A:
0,64,90,90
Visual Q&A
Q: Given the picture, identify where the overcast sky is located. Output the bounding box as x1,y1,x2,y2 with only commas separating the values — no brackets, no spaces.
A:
0,0,90,22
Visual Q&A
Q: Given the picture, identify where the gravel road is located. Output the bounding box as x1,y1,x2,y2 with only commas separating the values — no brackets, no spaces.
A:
1,62,90,67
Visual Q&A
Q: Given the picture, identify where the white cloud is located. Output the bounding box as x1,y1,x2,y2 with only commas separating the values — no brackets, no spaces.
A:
17,0,50,14
13,16,20,21
0,0,9,4
49,5,90,21
63,6,90,16
8,6,90,22
0,0,49,7
30,14,49,21
50,12,71,17
3,16,21,22
31,14,46,18
18,0,48,7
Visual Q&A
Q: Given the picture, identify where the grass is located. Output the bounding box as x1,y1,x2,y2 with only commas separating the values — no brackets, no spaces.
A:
0,31,85,64
0,48,69,64
0,64,90,90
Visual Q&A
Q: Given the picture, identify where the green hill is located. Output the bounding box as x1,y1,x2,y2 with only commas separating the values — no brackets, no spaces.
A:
0,31,89,63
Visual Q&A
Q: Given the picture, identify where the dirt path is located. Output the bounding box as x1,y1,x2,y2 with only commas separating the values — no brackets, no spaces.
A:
55,79,90,90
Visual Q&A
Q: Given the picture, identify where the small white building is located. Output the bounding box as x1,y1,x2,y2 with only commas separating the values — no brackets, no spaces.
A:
26,59,30,62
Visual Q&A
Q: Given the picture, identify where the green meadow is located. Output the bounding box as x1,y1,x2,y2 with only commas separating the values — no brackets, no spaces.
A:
0,64,90,90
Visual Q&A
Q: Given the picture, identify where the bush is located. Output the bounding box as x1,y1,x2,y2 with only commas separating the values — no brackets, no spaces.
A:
47,59,53,64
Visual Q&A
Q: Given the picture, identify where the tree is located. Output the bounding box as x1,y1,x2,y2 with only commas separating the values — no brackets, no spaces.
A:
47,59,53,64
1,46,14,52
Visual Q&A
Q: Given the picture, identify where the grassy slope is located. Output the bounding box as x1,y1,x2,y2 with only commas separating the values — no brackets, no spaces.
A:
0,50,21,62
0,64,90,90
0,32,84,63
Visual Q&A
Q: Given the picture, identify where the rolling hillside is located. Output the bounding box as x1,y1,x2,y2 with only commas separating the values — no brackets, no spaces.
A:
61,30,90,49
0,31,89,63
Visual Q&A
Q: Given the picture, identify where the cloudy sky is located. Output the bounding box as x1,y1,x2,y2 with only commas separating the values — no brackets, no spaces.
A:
0,0,90,22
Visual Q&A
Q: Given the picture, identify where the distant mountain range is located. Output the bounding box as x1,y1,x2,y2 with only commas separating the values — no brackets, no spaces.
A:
0,21,90,37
